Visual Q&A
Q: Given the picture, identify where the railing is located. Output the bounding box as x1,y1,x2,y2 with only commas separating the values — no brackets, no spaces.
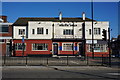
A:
2,54,119,67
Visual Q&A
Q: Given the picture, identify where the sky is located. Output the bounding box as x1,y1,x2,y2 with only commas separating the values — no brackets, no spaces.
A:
2,2,119,38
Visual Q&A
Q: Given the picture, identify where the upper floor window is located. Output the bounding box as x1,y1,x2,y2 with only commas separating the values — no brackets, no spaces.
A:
94,28,100,35
32,29,35,34
46,29,48,34
37,28,43,34
89,29,91,35
19,29,25,35
63,29,73,35
0,25,9,33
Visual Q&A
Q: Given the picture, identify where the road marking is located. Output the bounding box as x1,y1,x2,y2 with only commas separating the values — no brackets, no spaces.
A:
70,61,79,64
107,73,120,75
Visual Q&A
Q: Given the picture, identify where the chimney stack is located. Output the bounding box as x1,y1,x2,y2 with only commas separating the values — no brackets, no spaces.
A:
0,16,7,22
59,12,62,20
82,12,85,20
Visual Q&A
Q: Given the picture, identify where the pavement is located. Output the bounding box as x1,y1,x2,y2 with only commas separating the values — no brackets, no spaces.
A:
1,66,120,80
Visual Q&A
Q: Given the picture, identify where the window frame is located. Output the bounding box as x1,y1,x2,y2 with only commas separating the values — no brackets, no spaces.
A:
63,29,73,35
15,43,26,51
89,29,91,35
62,43,74,51
37,27,44,34
0,39,5,44
0,25,9,33
46,29,48,34
18,29,25,35
32,43,48,51
87,44,107,52
94,28,101,35
32,29,35,34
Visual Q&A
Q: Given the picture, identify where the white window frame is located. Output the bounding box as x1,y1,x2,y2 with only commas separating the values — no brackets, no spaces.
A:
63,29,73,35
46,29,48,35
32,29,35,34
32,43,48,51
94,28,101,35
0,39,5,44
37,27,44,34
18,29,25,35
62,43,74,51
87,44,107,52
15,43,26,51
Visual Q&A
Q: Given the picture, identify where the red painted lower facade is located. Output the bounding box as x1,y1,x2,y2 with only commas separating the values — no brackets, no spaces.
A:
13,40,52,56
13,39,109,57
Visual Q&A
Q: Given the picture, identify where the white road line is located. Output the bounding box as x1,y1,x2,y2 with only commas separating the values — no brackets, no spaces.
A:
107,73,120,75
70,61,79,64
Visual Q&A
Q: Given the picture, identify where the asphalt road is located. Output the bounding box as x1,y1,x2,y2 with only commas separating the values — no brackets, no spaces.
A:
2,66,120,80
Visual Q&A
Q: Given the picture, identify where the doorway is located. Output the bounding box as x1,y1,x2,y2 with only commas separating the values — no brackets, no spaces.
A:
53,43,58,55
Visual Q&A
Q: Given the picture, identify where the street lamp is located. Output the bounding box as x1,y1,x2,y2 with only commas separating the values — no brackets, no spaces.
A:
21,33,25,57
82,12,86,58
91,0,94,58
108,27,111,67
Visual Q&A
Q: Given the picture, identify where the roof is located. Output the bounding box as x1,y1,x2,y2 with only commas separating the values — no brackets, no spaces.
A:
13,17,95,26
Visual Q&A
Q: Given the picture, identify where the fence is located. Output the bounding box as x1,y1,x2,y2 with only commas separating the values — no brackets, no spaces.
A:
2,54,119,67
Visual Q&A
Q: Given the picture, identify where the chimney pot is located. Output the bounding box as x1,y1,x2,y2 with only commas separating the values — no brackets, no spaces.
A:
82,12,85,20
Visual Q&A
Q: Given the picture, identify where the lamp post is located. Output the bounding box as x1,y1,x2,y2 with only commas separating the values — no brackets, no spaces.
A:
82,12,86,59
91,0,94,58
21,33,25,57
108,28,111,67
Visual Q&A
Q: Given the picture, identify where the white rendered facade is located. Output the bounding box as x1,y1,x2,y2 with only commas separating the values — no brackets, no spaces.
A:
13,21,109,40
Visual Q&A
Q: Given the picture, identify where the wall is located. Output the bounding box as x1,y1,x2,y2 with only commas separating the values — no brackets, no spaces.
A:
53,22,82,39
13,40,52,56
85,21,109,40
28,21,53,39
13,26,26,39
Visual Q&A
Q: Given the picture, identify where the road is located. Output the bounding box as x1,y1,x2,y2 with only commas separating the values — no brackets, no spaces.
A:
2,66,120,80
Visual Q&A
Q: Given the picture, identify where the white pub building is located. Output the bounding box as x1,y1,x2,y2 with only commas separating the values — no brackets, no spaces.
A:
12,12,109,57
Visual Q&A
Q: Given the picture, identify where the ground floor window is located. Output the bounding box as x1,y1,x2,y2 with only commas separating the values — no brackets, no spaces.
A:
32,43,48,51
0,39,5,43
15,43,26,50
62,43,73,51
87,44,107,52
